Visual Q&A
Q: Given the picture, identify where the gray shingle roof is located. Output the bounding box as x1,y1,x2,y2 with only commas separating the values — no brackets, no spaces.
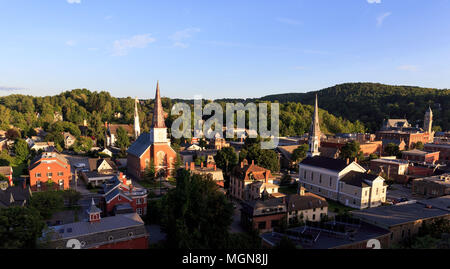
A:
48,213,145,240
300,156,349,172
340,171,379,188
352,202,450,228
126,132,151,157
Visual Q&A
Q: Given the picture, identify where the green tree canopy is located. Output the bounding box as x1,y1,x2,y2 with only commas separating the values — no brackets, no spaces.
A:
115,126,130,150
29,191,64,220
0,206,45,249
161,170,234,249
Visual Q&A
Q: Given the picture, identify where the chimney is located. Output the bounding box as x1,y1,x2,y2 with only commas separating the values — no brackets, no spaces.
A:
265,171,269,183
214,164,217,171
354,157,358,163
190,162,195,171
346,158,350,165
251,160,255,166
299,186,305,196
185,162,189,170
241,162,244,169
201,162,204,169
104,121,108,128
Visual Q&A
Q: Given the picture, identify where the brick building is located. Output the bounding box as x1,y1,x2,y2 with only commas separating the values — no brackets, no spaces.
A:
240,196,287,233
402,149,440,164
370,158,409,178
230,160,281,201
100,174,148,217
29,152,71,191
412,174,450,198
424,143,450,164
127,82,177,179
352,198,450,245
45,200,148,249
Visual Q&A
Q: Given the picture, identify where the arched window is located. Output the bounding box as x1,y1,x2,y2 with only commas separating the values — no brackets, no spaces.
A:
157,151,166,166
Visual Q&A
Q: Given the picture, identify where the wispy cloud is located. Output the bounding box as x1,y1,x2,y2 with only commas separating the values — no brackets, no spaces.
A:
169,27,200,48
276,17,302,26
0,86,23,92
112,34,156,56
367,0,381,4
67,0,81,4
377,12,391,27
398,65,419,72
66,40,76,46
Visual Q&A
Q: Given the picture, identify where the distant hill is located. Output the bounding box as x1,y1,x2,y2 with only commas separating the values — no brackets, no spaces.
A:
260,82,450,132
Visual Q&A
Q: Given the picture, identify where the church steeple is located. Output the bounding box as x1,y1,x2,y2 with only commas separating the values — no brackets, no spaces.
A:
152,81,166,128
424,105,433,142
307,94,321,157
134,97,140,139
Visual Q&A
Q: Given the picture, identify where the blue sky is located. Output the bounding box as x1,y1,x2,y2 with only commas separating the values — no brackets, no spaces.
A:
1,0,450,99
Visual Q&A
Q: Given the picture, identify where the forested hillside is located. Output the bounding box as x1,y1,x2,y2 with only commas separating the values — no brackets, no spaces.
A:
0,89,365,142
261,83,450,132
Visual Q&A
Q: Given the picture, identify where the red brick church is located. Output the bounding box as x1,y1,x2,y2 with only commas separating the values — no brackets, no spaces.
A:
127,82,177,179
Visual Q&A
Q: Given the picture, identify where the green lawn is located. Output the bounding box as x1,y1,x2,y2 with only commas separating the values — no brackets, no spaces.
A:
140,180,162,189
167,178,177,186
326,199,354,214
279,185,298,195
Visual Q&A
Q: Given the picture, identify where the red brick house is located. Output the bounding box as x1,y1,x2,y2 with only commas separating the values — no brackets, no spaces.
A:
29,152,71,191
127,82,177,179
101,173,148,217
240,195,287,233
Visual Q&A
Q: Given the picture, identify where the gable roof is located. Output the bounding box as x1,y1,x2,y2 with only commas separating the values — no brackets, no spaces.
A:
300,156,350,172
286,194,328,212
340,171,380,188
126,132,152,157
88,158,117,172
0,186,32,208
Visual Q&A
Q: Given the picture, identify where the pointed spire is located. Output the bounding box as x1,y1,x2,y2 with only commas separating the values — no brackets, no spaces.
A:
152,81,166,128
307,94,321,157
311,94,321,136
134,97,140,138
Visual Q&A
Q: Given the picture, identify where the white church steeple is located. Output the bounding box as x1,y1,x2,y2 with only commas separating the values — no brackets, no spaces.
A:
134,97,140,139
307,94,321,157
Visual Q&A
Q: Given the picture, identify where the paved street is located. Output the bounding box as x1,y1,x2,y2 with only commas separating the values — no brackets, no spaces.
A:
230,200,245,234
387,184,425,202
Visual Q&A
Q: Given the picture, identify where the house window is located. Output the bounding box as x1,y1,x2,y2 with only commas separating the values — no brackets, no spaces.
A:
258,222,266,230
47,172,53,178
36,173,41,178
312,214,316,220
118,196,121,201
136,198,142,205
58,172,64,176
137,208,143,215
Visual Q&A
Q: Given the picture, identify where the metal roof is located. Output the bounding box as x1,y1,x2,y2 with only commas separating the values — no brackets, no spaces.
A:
126,132,151,157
